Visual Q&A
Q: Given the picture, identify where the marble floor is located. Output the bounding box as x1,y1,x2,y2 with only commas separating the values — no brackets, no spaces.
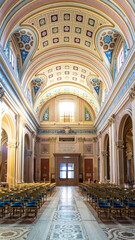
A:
0,187,135,240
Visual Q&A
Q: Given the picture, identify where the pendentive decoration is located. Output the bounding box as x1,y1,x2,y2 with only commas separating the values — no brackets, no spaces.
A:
85,108,91,121
43,108,49,121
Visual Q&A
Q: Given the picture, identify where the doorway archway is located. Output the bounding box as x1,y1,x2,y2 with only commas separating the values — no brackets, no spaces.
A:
118,113,133,184
1,111,16,185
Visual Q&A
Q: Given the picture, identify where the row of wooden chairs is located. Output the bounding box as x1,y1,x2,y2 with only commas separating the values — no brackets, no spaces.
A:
0,183,56,218
79,183,135,218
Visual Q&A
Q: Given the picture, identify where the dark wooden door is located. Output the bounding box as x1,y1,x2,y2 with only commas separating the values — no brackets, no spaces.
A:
55,153,80,186
41,158,49,181
85,159,93,181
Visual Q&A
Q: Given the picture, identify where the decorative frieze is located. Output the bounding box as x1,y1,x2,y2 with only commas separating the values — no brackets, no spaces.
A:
38,129,96,134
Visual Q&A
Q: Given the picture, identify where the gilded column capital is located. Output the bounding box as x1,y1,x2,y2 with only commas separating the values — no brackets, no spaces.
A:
129,84,135,100
78,137,85,142
93,137,97,142
36,137,40,142
49,137,56,143
25,150,32,157
116,141,124,149
98,131,102,138
108,114,115,126
32,131,36,138
19,115,26,125
101,150,108,157
7,139,18,149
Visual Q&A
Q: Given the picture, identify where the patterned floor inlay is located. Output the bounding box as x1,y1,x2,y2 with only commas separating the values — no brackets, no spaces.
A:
53,211,82,221
58,206,76,211
0,227,31,240
102,227,135,240
47,223,88,240
47,188,89,240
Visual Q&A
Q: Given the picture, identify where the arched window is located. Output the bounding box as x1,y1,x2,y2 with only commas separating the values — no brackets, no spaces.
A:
9,47,16,70
59,100,75,122
117,46,124,72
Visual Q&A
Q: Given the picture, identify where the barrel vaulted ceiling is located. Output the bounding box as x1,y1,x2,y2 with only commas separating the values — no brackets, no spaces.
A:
1,0,134,119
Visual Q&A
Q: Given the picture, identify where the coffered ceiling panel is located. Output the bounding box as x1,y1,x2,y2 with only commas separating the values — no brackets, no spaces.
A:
21,7,113,60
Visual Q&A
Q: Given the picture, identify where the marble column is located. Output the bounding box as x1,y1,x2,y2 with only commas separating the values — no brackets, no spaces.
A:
49,137,56,181
99,132,104,183
116,141,124,185
30,132,36,183
108,118,113,183
78,137,84,180
101,150,107,182
0,86,5,180
129,84,135,186
36,137,40,181
17,115,25,183
7,140,17,186
18,115,26,183
93,137,98,180
109,115,116,184
26,150,32,182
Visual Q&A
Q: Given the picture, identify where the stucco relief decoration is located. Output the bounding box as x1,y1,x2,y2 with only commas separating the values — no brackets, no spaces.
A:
85,108,91,121
63,126,72,134
99,30,120,64
84,144,93,154
13,30,34,64
90,78,102,95
43,107,49,121
31,75,46,101
41,144,49,154
21,7,113,59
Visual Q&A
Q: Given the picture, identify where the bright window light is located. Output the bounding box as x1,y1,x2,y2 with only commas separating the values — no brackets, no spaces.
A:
59,101,75,122
118,47,124,72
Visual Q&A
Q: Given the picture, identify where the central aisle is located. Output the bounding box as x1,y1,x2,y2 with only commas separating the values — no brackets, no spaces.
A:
27,187,108,240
